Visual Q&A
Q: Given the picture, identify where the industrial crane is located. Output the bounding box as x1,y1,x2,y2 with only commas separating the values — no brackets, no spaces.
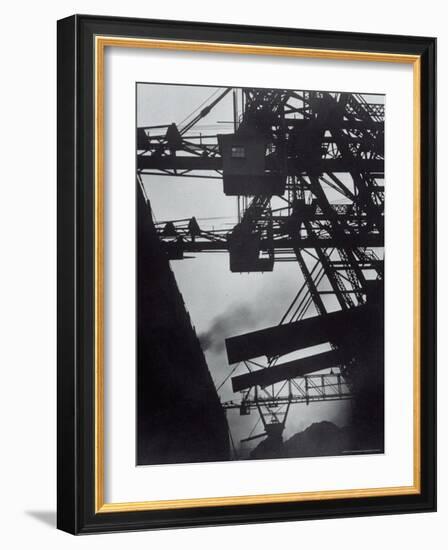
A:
137,85,385,454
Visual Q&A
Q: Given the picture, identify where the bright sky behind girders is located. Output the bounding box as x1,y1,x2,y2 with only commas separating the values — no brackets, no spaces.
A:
137,83,384,455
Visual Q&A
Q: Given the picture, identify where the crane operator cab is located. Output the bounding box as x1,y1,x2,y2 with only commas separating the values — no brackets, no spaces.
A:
217,129,286,196
228,221,274,273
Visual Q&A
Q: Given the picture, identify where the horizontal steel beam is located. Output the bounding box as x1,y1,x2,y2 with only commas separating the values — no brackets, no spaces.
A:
231,349,345,392
138,156,384,173
225,304,372,364
223,394,353,410
163,234,384,252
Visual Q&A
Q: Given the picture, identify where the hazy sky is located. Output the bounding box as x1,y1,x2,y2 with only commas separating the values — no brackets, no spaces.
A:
136,83,383,453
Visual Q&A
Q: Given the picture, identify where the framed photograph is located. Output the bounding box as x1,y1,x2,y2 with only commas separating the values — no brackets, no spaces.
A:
57,14,436,534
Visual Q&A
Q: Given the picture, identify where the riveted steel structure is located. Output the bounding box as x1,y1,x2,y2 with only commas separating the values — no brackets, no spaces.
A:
137,86,385,451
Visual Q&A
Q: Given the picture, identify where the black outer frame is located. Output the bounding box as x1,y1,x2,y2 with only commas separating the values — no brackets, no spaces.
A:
57,14,436,535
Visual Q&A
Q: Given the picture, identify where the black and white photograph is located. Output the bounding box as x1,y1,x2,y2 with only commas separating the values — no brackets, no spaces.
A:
0,1,440,543
136,83,385,466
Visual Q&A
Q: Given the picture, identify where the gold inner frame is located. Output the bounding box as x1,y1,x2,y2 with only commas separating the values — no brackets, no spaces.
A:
94,36,422,514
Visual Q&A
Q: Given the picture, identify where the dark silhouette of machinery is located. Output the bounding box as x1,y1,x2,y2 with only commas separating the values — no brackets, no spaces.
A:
137,86,384,454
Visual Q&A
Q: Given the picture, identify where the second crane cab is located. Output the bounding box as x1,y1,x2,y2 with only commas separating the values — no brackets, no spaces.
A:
228,222,274,273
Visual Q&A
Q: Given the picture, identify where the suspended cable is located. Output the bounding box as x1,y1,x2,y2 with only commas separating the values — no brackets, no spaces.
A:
216,362,241,392
178,88,223,128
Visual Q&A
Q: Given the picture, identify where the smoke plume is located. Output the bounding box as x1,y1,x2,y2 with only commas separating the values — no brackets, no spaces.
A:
198,304,258,354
